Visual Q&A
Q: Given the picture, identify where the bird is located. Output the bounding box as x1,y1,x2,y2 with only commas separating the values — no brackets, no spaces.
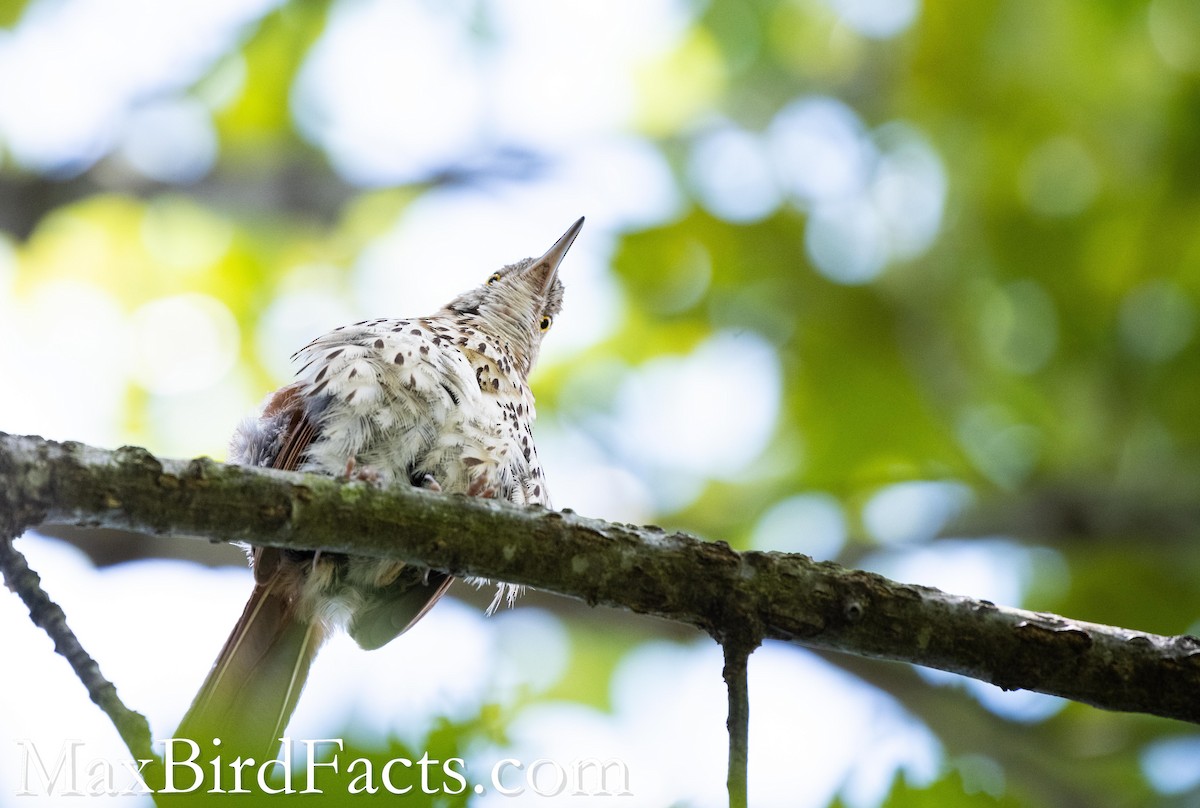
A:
175,216,584,763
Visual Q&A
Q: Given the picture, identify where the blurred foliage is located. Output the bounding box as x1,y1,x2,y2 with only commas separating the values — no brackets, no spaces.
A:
4,0,1200,805
873,767,1021,808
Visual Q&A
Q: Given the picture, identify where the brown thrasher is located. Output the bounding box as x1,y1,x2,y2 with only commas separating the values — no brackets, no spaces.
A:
176,217,584,761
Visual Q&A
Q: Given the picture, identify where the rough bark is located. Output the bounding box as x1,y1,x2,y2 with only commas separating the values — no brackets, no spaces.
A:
3,431,1200,725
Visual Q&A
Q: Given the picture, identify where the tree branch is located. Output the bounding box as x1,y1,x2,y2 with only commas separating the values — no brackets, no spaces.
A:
0,531,159,769
3,431,1200,725
721,636,756,808
0,147,549,239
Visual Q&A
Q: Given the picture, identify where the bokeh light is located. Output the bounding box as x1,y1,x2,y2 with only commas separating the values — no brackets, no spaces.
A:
752,492,848,559
823,0,921,40
129,294,239,395
119,98,218,184
687,125,782,223
0,0,276,174
611,331,782,509
1019,136,1101,218
1118,279,1196,362
862,480,973,546
1141,735,1200,795
769,97,946,283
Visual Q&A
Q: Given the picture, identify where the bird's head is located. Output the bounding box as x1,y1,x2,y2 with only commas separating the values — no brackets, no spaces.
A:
446,216,583,377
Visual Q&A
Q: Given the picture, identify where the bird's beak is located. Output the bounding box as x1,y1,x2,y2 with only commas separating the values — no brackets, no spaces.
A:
527,216,584,294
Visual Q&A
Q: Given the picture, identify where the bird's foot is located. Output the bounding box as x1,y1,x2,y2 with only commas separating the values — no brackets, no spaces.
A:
467,476,497,498
415,473,442,493
342,458,384,485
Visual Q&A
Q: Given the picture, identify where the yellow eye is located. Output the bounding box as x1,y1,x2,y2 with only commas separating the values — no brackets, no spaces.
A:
539,315,552,331
487,272,502,285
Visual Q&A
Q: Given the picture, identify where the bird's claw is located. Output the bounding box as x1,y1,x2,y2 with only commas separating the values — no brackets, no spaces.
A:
467,477,497,499
342,458,383,485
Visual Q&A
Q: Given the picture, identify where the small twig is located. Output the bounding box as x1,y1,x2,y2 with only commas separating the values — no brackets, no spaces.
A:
0,533,160,771
722,636,757,808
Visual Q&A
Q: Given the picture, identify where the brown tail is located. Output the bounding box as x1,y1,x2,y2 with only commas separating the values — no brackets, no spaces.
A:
175,578,323,763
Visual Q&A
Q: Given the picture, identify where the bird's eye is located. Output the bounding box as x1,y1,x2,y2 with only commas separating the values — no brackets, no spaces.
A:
487,272,502,285
539,315,553,331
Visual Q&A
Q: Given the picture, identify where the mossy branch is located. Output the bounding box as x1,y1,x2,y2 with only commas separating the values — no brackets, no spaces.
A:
3,431,1200,728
